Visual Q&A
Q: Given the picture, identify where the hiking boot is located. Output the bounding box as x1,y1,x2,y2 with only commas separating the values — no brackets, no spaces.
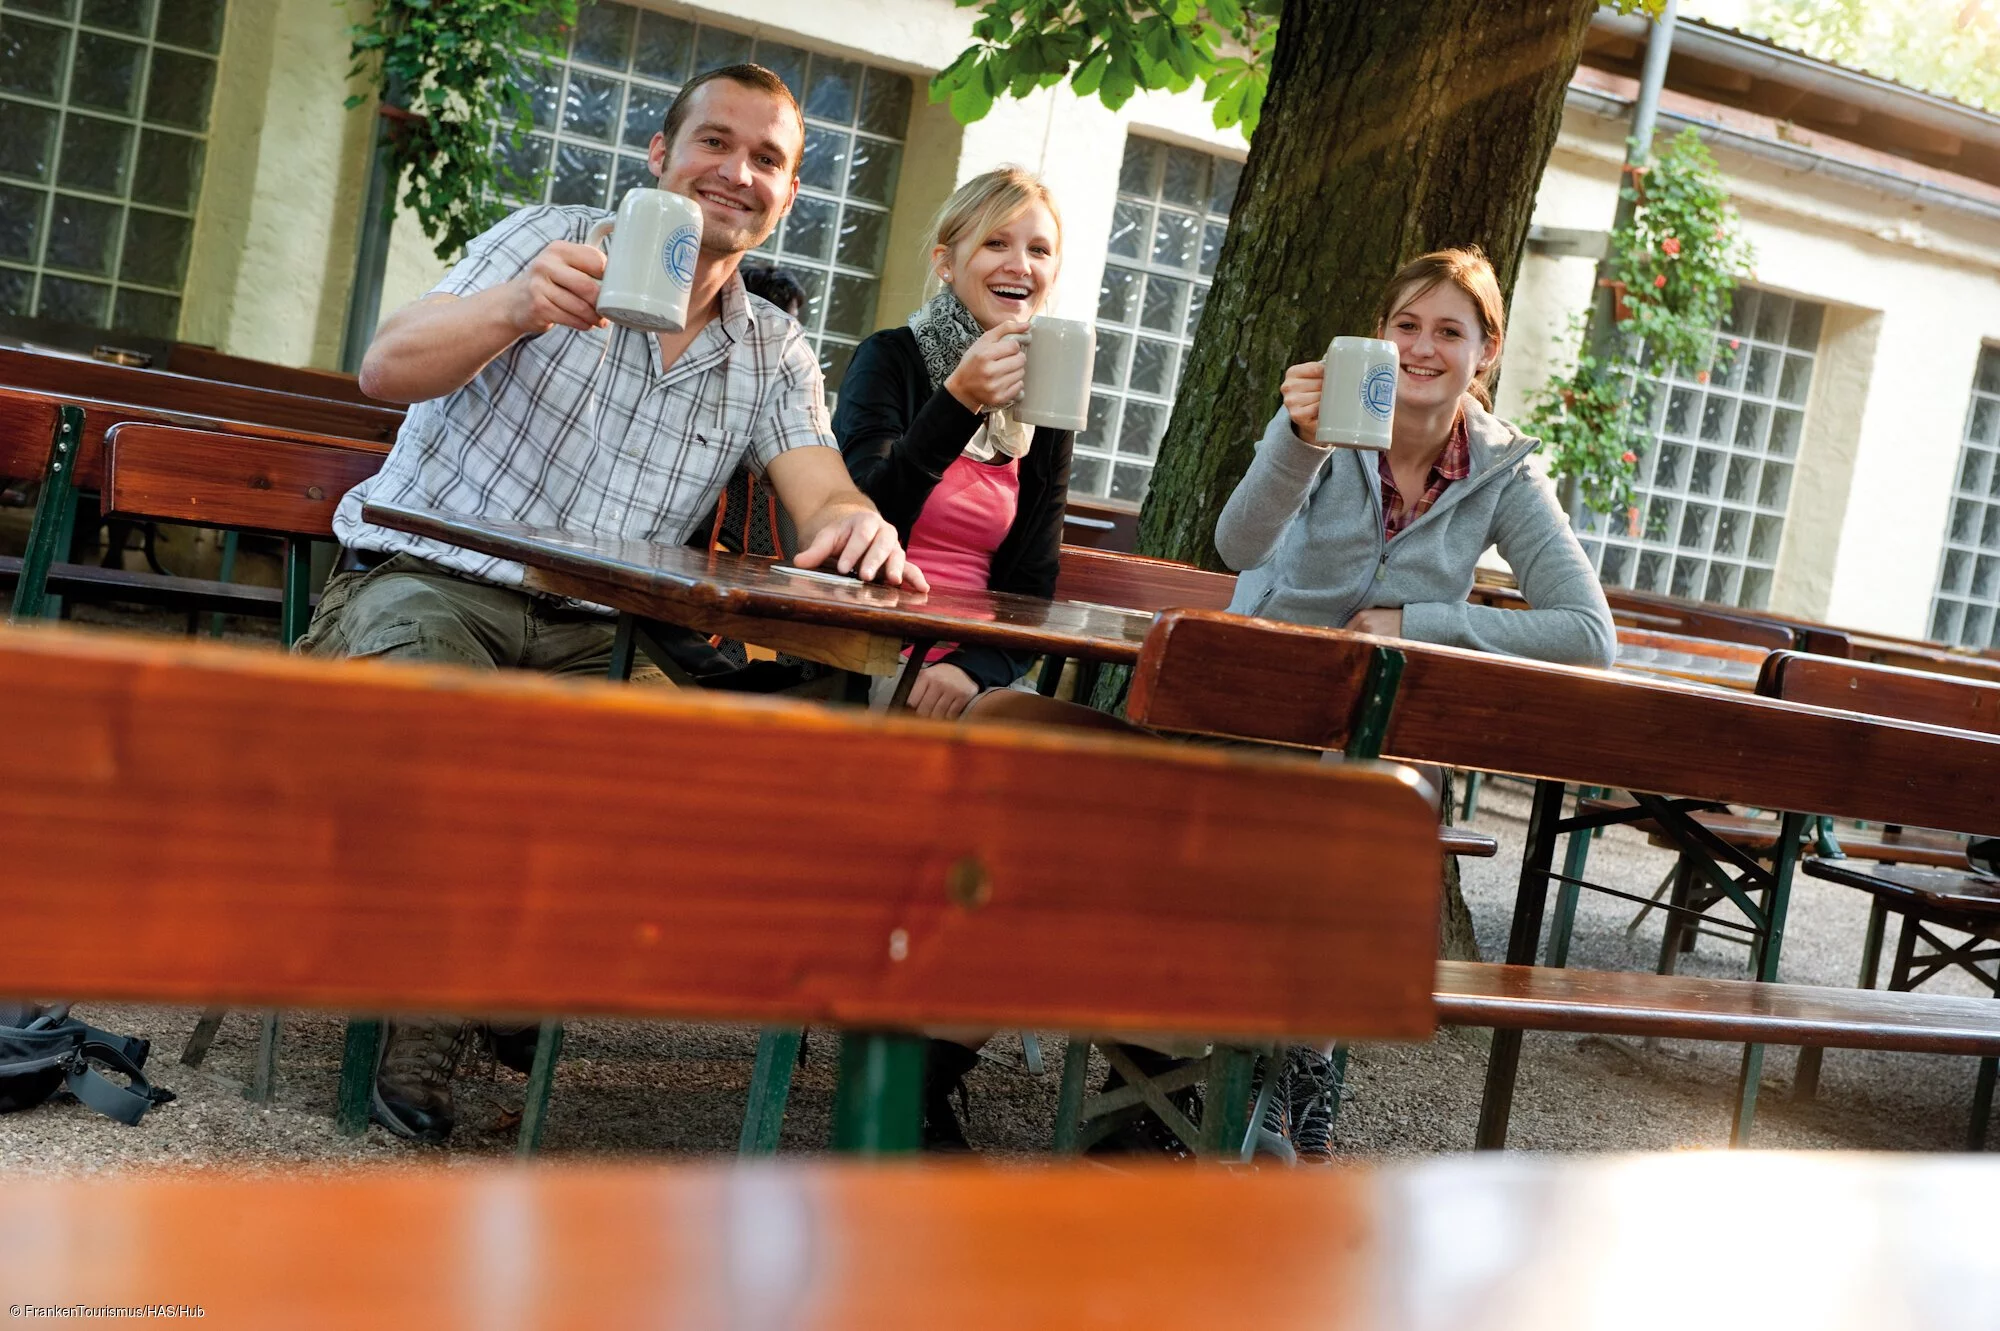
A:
922,1039,983,1152
1085,1044,1201,1161
1286,1046,1342,1164
372,1018,473,1144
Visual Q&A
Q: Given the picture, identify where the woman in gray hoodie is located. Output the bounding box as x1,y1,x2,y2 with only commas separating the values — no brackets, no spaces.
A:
1216,247,1615,669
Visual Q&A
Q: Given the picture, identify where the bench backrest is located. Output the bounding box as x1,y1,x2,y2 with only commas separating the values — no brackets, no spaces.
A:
1054,545,1237,612
163,344,382,407
1849,637,2000,686
1759,650,2000,736
104,424,386,541
0,386,369,490
0,627,1440,1041
1126,609,2000,836
0,346,401,444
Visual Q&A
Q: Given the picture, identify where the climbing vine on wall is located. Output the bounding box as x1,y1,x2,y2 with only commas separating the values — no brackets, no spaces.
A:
1528,127,1755,516
344,0,579,260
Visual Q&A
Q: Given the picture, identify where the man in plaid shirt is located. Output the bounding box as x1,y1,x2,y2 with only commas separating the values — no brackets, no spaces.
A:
308,63,925,1144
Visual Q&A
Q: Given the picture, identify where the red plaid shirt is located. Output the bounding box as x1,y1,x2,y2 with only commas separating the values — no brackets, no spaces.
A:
1379,415,1471,539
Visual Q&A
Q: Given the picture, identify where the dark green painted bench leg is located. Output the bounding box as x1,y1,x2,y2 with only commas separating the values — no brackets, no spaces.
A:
1732,810,1804,1147
1545,786,1601,969
737,1027,803,1156
336,1020,381,1137
516,1020,564,1155
9,405,84,623
247,1012,281,1103
208,530,241,638
1460,771,1484,820
1051,1036,1090,1152
1019,1031,1044,1075
830,1031,924,1154
180,1010,225,1067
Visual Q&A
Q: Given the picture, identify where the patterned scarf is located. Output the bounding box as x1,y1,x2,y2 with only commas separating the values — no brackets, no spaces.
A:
907,290,1033,463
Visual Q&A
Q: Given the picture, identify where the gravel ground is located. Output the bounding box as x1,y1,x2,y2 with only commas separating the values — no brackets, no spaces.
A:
2,597,1993,1170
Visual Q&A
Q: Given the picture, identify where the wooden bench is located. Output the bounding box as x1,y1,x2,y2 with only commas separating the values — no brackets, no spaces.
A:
0,624,1442,1154
1124,608,2000,1148
0,384,390,623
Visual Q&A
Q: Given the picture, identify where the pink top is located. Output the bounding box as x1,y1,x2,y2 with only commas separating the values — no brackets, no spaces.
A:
904,454,1020,663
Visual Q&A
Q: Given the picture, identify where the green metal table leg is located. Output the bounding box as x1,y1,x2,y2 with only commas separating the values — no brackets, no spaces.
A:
1476,779,1566,1150
830,1031,925,1154
1731,810,1804,1147
1051,1036,1090,1153
9,405,84,623
1545,786,1601,969
737,1027,803,1156
208,530,241,638
516,1020,565,1155
1019,1031,1044,1075
335,1019,382,1137
279,538,314,646
1460,771,1484,820
1200,1045,1258,1161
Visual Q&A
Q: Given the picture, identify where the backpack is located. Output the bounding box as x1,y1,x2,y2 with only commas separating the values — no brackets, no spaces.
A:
0,1003,174,1125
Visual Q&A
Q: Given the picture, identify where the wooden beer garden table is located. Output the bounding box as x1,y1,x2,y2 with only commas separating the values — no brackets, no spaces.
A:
361,502,1156,707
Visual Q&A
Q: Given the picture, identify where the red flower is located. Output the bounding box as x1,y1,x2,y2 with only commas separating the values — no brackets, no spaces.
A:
1653,273,1668,288
1661,236,1681,256
1730,338,1741,350
1697,371,1710,384
1621,451,1637,464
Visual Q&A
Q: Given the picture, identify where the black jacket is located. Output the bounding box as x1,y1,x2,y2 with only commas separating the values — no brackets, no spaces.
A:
833,326,1072,690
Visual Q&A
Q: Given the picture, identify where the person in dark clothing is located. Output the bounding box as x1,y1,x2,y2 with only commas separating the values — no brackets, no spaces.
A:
739,260,808,321
832,166,1072,721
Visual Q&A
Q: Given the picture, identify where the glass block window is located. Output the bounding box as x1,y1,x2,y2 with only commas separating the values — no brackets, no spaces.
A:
0,0,223,339
496,3,912,392
1571,287,1824,610
1928,346,2000,648
1078,135,1242,502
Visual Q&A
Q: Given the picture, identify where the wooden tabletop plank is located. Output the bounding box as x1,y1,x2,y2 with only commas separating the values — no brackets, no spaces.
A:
1053,545,1238,613
1128,610,2000,836
364,502,1158,664
5,1156,1997,1329
0,625,1440,1042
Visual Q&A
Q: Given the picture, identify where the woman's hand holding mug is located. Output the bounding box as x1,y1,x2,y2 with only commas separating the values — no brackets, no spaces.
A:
945,319,1031,413
1281,360,1328,443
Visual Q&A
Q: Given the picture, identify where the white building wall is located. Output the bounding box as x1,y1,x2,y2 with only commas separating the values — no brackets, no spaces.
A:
1508,103,2000,638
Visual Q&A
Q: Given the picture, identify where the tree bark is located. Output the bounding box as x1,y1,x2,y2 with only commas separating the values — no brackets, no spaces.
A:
1133,0,1601,568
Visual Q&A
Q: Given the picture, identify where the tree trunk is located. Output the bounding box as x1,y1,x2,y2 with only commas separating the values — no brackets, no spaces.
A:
1133,0,1600,568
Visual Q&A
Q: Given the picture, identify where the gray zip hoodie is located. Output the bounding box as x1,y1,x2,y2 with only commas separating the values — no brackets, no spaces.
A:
1216,398,1616,668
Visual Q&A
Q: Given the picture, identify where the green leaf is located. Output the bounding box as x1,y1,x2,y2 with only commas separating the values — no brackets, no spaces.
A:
949,76,996,123
1070,48,1111,95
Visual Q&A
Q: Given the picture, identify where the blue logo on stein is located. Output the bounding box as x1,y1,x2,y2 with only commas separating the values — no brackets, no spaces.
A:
1361,364,1397,421
664,224,700,286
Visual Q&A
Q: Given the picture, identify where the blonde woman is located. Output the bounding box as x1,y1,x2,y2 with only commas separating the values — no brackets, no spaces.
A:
834,166,1071,721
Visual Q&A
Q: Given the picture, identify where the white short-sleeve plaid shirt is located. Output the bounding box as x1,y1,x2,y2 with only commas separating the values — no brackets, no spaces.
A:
333,203,836,589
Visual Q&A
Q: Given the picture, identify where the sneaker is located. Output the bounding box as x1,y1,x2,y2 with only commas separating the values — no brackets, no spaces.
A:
1247,1052,1295,1160
1286,1046,1342,1164
922,1039,982,1152
372,1018,473,1144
